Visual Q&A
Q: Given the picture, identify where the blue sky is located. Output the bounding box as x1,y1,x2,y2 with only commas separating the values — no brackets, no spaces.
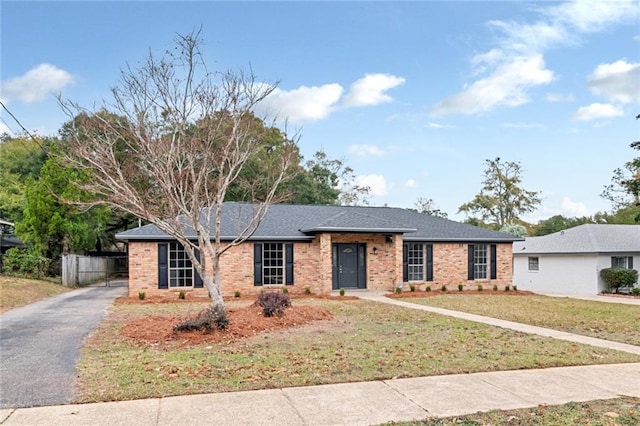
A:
1,1,639,223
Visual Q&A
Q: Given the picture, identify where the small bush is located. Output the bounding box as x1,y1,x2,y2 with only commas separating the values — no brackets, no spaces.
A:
2,246,51,278
441,285,447,292
257,292,291,317
178,291,186,300
632,287,640,296
425,286,431,292
138,292,146,300
282,287,289,295
395,286,403,294
458,284,464,291
409,284,416,292
493,284,498,291
339,288,345,296
234,290,241,298
600,268,639,292
504,285,511,292
513,285,518,291
477,284,483,291
304,286,312,295
173,305,229,332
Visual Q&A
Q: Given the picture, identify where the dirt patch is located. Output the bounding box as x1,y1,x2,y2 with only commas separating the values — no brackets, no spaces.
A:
120,304,333,347
115,294,358,305
387,289,536,298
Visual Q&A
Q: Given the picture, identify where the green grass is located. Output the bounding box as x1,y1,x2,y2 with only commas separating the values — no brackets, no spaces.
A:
402,294,640,346
76,298,640,403
385,397,640,425
0,276,72,313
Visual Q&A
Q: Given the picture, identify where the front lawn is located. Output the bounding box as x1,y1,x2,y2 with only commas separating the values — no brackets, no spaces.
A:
401,294,640,346
75,298,640,403
0,276,72,313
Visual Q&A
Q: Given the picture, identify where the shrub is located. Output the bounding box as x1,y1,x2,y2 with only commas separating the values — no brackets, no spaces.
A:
441,285,447,292
632,287,640,296
457,284,464,291
600,268,639,292
493,284,498,291
2,246,51,278
477,284,483,291
257,292,291,317
138,292,146,300
178,291,186,299
282,287,289,295
173,305,229,332
234,290,241,298
513,285,518,291
504,285,511,292
409,284,416,292
395,286,403,294
304,286,312,295
425,286,431,292
339,288,345,296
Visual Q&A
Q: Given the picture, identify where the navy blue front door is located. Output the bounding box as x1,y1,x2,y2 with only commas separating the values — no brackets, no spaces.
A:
332,243,366,289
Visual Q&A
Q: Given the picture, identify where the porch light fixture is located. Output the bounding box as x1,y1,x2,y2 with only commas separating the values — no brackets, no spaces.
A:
385,235,393,244
373,247,378,255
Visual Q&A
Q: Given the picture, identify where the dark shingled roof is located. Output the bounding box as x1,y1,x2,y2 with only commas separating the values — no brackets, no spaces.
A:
116,202,522,242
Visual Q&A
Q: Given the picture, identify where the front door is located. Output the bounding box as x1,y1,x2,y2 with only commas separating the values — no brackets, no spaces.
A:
332,243,366,289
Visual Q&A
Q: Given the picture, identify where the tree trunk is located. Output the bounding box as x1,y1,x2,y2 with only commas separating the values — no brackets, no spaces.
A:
206,255,225,312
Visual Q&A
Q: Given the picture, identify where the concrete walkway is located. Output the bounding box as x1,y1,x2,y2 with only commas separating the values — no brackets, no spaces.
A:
354,292,640,356
1,363,638,425
1,290,638,425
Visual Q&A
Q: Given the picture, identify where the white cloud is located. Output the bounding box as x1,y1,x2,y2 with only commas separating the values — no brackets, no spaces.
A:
545,92,574,102
426,122,453,129
561,197,590,217
587,60,640,103
259,84,343,123
550,0,638,34
431,54,553,116
572,102,624,121
402,179,418,189
348,144,387,157
354,174,388,197
1,63,75,103
342,73,405,107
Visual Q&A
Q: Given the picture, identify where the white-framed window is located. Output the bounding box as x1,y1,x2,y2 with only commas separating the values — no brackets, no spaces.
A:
169,242,193,288
611,256,633,269
263,243,284,285
407,243,424,281
473,244,488,279
528,257,539,271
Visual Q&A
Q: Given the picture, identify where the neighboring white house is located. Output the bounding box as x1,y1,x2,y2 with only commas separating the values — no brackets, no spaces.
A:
513,224,640,296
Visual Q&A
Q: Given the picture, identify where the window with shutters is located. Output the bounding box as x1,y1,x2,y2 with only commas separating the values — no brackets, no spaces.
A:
473,244,488,279
263,243,285,285
169,242,193,288
407,243,424,281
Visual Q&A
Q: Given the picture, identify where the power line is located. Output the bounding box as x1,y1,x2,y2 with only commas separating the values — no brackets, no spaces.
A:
0,100,46,153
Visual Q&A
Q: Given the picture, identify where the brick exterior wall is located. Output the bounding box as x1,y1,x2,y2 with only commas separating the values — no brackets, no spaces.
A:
126,237,514,298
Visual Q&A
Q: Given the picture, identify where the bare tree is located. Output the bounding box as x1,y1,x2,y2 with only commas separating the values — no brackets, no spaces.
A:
59,31,298,322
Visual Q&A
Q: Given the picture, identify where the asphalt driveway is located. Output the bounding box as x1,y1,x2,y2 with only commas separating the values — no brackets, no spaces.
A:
0,283,127,409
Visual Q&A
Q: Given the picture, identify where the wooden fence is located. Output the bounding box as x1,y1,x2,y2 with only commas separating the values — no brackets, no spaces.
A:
61,254,127,286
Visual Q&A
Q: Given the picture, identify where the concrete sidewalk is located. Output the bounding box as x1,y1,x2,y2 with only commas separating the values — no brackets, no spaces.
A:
1,363,638,425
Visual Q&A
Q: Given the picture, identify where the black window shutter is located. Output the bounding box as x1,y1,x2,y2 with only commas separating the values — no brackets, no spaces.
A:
254,243,263,286
628,256,634,269
158,243,168,289
285,243,294,285
426,244,434,281
467,244,475,281
402,244,408,281
490,244,497,280
194,249,203,288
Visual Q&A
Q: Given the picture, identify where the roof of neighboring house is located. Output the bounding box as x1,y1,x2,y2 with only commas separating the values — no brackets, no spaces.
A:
116,202,522,243
513,224,640,255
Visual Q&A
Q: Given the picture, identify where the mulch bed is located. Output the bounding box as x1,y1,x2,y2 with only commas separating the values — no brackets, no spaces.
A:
386,289,536,298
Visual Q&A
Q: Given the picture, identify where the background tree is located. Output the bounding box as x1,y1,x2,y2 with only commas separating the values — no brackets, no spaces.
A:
412,197,448,218
499,223,528,237
59,31,298,323
458,157,541,229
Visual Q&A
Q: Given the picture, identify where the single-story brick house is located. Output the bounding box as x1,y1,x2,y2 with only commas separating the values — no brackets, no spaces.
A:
513,224,640,296
116,202,522,298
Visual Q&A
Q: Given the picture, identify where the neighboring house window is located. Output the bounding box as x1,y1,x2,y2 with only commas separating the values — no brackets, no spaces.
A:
254,243,294,286
528,257,539,271
468,244,497,280
402,243,434,282
169,242,193,288
611,256,634,269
